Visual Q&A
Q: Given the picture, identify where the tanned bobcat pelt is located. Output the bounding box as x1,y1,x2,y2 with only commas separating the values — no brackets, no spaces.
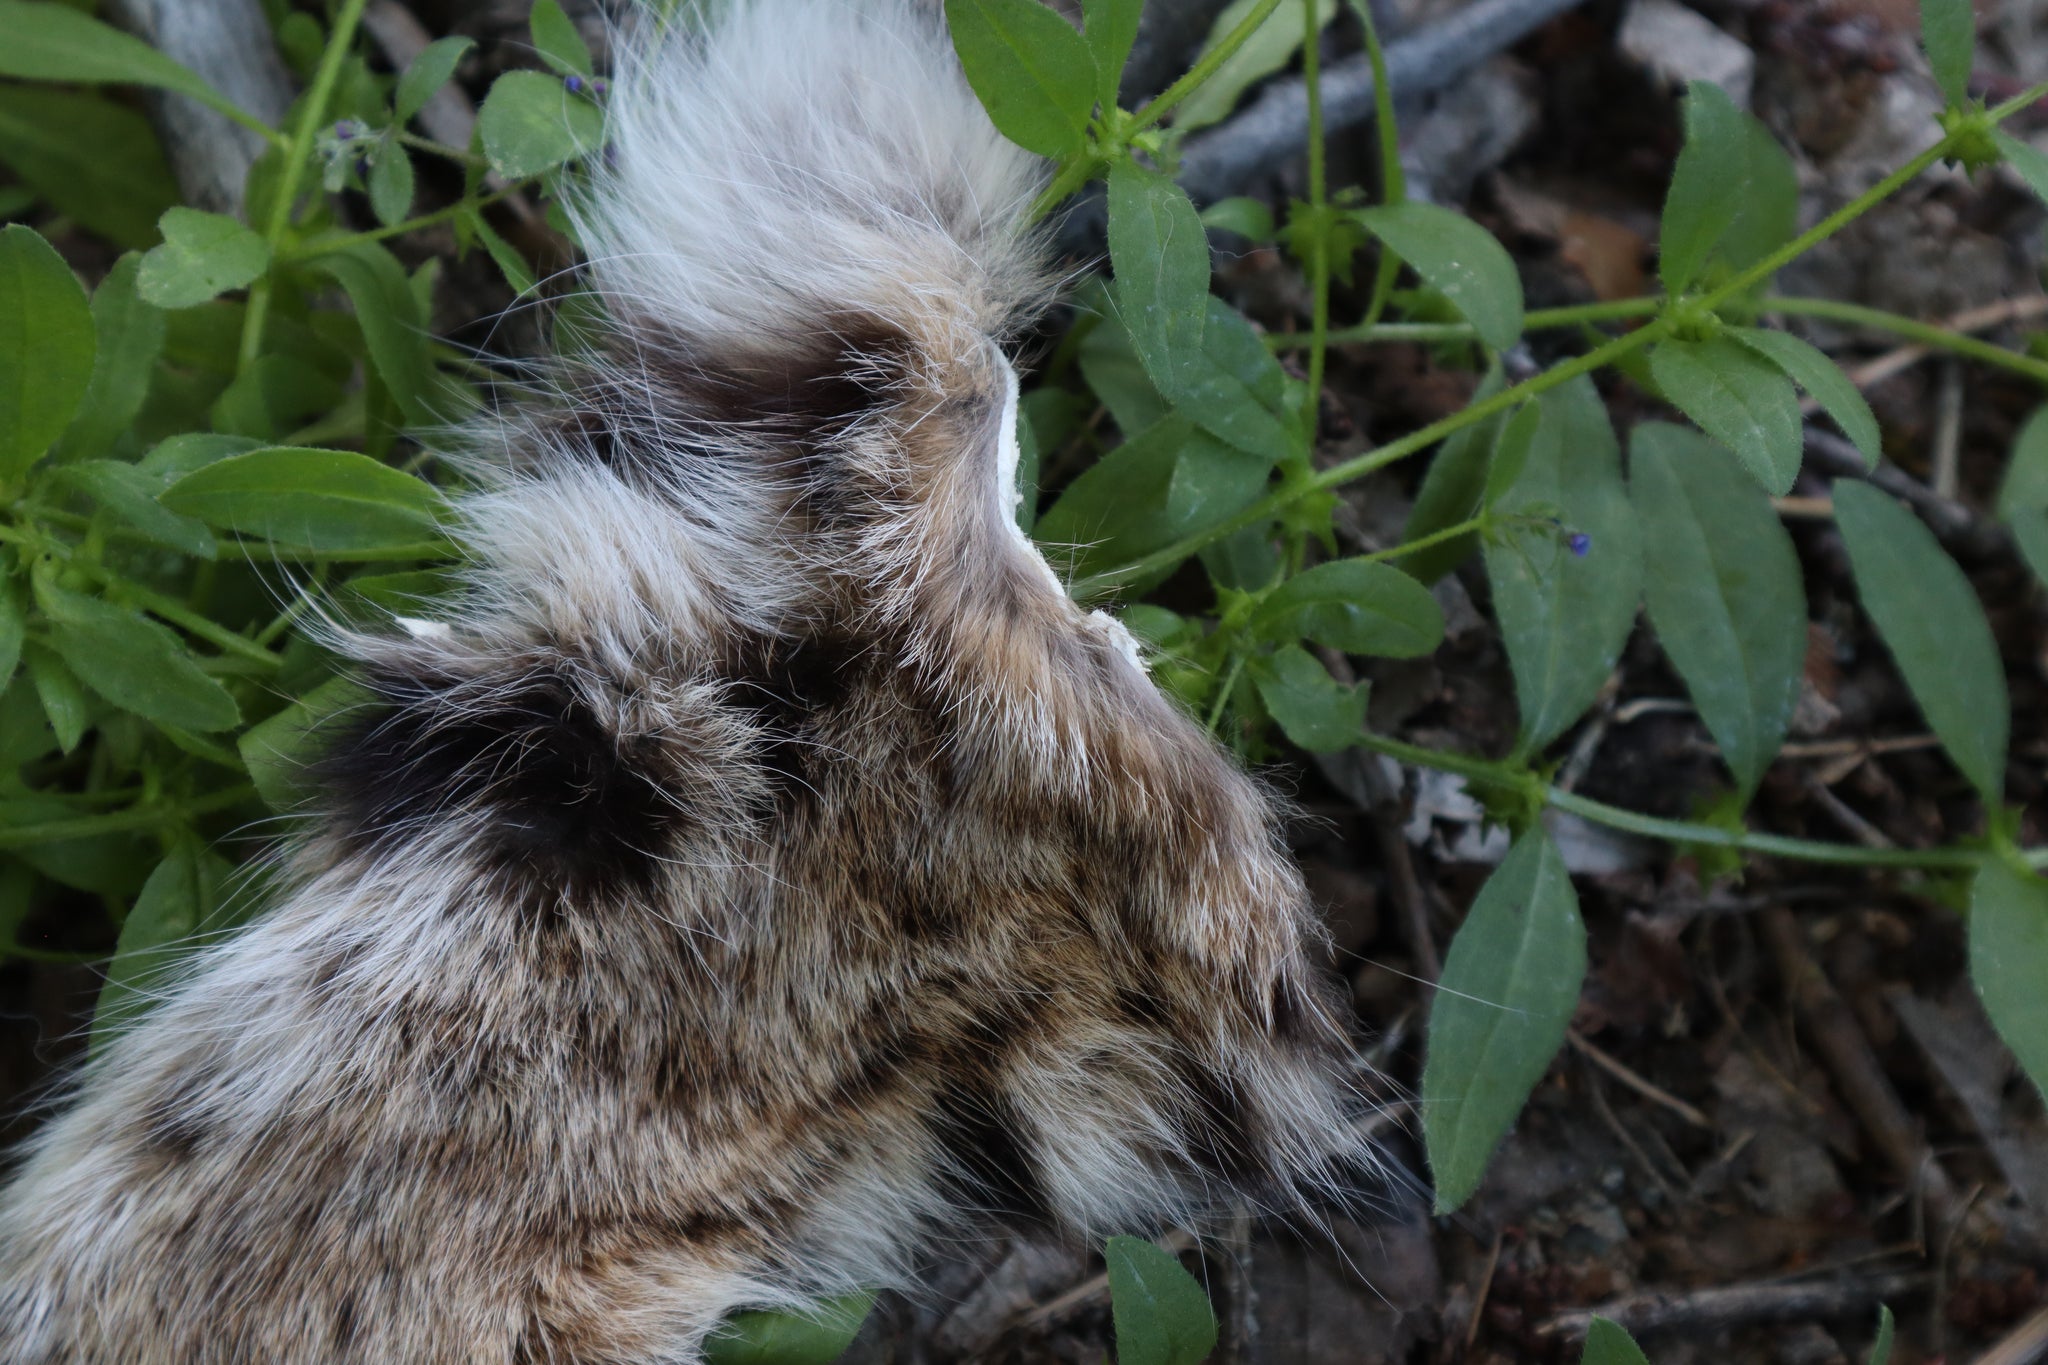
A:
0,1,1374,1359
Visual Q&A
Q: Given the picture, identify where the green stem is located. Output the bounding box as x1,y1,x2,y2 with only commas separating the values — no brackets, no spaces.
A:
394,130,488,168
0,784,259,850
238,0,375,373
1028,154,1102,225
1354,0,1402,329
1359,512,1486,564
1764,296,2048,386
1300,0,1331,446
277,186,524,263
1352,731,2047,873
1070,136,1958,599
1129,0,1289,133
1205,650,1247,733
1314,297,1660,346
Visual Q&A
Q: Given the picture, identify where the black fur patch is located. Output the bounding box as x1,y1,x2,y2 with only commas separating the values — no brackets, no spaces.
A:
927,1076,1051,1229
723,631,865,807
318,663,676,900
1171,1057,1270,1189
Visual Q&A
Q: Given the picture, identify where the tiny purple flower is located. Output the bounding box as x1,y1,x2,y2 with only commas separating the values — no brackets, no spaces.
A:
332,119,358,139
563,74,585,93
1568,532,1592,558
591,78,609,96
354,156,371,180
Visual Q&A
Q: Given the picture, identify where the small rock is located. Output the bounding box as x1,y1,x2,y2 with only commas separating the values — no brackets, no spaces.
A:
1619,0,1757,107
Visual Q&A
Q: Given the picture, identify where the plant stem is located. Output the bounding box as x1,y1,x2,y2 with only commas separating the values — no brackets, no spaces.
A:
1353,0,1402,329
1128,0,1289,133
1300,0,1331,443
238,0,374,373
1360,512,1486,563
1205,650,1247,733
277,187,524,263
0,784,259,850
1764,296,2048,385
1070,136,1958,599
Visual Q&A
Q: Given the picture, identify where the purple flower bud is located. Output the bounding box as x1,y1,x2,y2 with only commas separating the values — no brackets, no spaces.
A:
1568,532,1592,558
332,119,358,139
563,74,584,93
354,156,371,180
591,78,609,96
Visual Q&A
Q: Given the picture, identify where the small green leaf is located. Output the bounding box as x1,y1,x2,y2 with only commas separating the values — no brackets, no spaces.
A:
42,590,239,733
240,675,371,813
395,35,474,124
1734,327,1881,468
162,446,447,557
1081,0,1142,109
1175,0,1336,132
944,0,1096,157
0,0,229,107
1867,1305,1896,1365
1631,424,1805,798
1581,1317,1652,1365
1077,303,1170,435
1200,196,1276,242
1970,860,2048,1105
528,0,594,75
0,224,95,481
1108,160,1210,397
136,208,271,309
368,139,416,228
140,432,262,478
1402,369,1506,584
0,583,22,692
0,85,180,249
24,642,88,753
1248,644,1368,752
1647,335,1804,494
478,69,604,178
1105,1236,1218,1365
1356,202,1525,351
1998,402,2048,521
1921,0,1975,107
54,253,165,462
1162,297,1293,463
463,207,536,296
1994,130,2048,209
1833,480,2008,800
1484,377,1643,752
702,1293,873,1365
310,242,437,426
1251,558,1445,658
54,460,214,558
1716,117,1799,283
94,839,232,1050
1659,80,1749,296
2012,507,2048,586
1424,827,1586,1213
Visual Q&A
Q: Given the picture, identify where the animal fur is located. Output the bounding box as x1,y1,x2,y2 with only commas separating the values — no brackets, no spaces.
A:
0,1,1374,1359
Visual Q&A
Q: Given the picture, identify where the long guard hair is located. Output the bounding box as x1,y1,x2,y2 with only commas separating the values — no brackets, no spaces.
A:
0,1,1376,1359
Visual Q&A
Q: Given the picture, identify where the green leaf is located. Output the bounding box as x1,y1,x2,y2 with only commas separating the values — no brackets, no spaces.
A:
395,35,474,124
1252,558,1444,658
310,242,437,426
944,0,1095,156
1734,327,1881,468
140,432,262,478
1077,303,1170,435
240,675,371,813
0,1,228,107
1035,416,1267,584
24,642,88,753
1162,297,1293,463
1971,860,2048,1105
1921,0,1974,107
1998,401,2048,521
1868,1305,1896,1365
54,460,215,558
1424,827,1586,1212
702,1293,873,1365
1833,479,2008,800
0,85,180,249
1082,0,1142,109
463,207,536,296
1355,203,1525,351
1108,160,1210,398
0,224,94,482
1647,335,1804,494
1716,117,1799,283
368,139,416,228
54,253,165,461
93,839,232,1050
1175,0,1336,133
1402,370,1506,584
1581,1317,1652,1365
2012,507,2048,586
1200,196,1276,242
1631,424,1805,798
1104,1236,1218,1365
1248,643,1369,752
529,0,594,75
42,590,239,733
1994,130,2048,208
0,582,23,693
478,68,604,178
209,352,347,441
1484,377,1643,752
162,446,447,557
1659,80,1748,296
136,208,271,309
